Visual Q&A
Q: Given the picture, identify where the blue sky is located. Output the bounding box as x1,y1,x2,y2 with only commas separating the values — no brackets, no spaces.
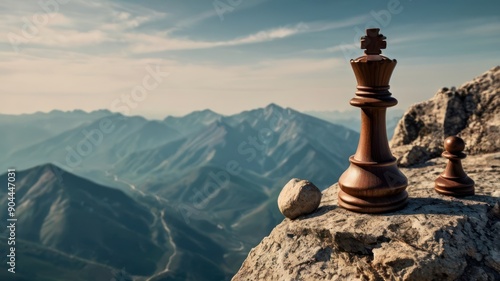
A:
1,0,499,118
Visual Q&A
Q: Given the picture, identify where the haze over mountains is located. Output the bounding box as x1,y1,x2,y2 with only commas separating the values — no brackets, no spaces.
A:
0,104,361,280
0,110,112,158
306,109,404,139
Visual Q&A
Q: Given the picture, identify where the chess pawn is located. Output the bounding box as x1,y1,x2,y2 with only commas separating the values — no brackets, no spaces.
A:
435,136,475,196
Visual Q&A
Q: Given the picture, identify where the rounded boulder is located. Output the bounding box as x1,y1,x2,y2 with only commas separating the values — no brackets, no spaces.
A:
277,178,322,220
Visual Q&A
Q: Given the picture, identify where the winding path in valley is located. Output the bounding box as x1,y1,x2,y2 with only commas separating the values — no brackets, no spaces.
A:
145,210,178,281
107,171,178,280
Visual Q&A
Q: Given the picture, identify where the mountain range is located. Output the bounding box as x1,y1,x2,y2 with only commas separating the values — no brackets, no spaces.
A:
0,104,360,280
0,164,227,281
1,67,495,281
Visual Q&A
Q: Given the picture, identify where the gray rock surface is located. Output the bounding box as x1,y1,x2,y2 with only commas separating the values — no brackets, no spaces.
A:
390,66,500,167
233,152,500,281
278,178,322,220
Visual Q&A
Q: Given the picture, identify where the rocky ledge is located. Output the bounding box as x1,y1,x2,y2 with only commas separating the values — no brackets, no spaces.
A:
390,66,499,167
233,152,500,281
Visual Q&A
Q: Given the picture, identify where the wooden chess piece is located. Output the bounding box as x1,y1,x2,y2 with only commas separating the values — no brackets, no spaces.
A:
435,136,475,196
338,28,408,213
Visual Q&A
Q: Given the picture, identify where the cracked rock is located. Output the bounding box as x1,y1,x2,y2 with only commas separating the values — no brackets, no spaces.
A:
390,66,500,167
233,153,500,281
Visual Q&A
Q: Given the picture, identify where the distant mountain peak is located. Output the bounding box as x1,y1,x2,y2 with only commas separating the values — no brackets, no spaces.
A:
163,109,224,136
26,162,61,172
48,109,64,114
44,162,63,171
28,163,66,181
90,109,113,115
265,103,285,112
187,108,219,118
164,108,222,122
199,108,219,115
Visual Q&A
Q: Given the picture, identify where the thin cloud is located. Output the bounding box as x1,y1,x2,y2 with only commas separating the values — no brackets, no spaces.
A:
128,16,369,53
0,1,367,54
0,1,165,50
174,9,219,30
173,0,270,30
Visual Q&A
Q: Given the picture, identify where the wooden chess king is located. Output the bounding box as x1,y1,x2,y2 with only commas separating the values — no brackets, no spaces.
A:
338,28,408,213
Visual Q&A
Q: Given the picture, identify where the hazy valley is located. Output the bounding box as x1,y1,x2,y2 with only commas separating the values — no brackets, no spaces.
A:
0,104,364,280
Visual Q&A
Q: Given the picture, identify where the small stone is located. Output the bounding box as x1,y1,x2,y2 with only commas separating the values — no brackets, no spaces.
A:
277,178,321,219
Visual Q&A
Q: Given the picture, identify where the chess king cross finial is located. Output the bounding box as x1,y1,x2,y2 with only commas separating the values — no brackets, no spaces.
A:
361,28,387,55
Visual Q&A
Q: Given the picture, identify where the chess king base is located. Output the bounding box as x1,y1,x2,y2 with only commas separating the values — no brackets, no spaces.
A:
338,157,408,213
